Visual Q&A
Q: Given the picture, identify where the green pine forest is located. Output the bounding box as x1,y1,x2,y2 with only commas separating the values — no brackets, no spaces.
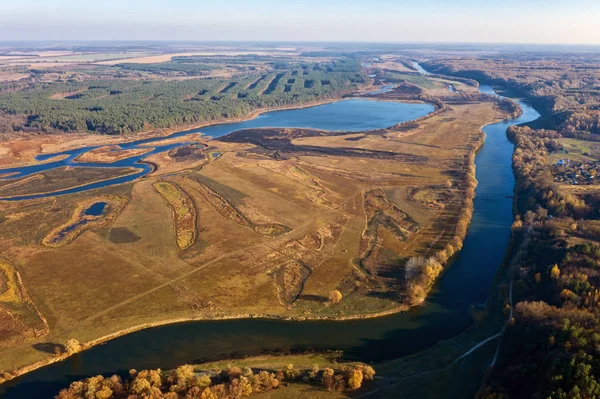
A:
0,60,365,135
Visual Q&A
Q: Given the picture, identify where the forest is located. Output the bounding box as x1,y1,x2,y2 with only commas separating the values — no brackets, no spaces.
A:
478,122,600,399
0,60,365,135
413,51,600,398
423,54,600,138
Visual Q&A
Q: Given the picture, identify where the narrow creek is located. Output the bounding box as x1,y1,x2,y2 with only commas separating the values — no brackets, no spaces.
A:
0,68,540,398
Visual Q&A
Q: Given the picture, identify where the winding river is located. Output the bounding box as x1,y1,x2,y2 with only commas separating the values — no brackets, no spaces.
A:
0,96,426,201
0,68,540,398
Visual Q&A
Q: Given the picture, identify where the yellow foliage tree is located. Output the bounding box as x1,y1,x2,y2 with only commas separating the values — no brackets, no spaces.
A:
171,365,193,392
283,363,297,380
200,387,217,399
65,338,82,355
550,264,560,280
194,374,212,388
329,290,343,304
239,376,253,396
423,261,443,280
560,289,575,300
355,365,375,381
408,285,426,304
130,378,152,396
347,369,363,390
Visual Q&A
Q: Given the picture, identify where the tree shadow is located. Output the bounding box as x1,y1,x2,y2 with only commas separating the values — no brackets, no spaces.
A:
298,294,328,303
32,342,65,354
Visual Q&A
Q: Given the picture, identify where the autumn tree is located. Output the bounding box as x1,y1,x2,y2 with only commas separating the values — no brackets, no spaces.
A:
322,368,336,391
329,290,343,304
550,264,561,279
347,368,363,390
65,338,82,355
199,387,217,399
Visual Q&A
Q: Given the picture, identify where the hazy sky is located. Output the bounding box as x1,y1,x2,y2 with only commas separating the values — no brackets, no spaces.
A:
1,0,599,44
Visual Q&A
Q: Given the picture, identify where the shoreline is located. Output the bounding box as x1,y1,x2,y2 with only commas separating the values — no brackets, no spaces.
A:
0,167,141,201
0,89,436,202
0,81,434,171
0,84,387,170
7,305,416,382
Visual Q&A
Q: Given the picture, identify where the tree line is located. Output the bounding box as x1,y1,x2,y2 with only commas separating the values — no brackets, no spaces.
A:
424,55,600,138
479,122,600,399
55,362,375,399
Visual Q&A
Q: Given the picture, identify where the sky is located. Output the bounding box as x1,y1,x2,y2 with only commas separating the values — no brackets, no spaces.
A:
1,0,599,45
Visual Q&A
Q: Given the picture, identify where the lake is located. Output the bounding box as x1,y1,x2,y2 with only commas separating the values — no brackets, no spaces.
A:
0,98,433,201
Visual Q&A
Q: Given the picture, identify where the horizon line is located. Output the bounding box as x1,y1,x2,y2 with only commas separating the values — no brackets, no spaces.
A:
1,39,600,48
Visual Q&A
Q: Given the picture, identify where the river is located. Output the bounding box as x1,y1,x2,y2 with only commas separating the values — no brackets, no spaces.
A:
0,67,540,398
0,98,430,201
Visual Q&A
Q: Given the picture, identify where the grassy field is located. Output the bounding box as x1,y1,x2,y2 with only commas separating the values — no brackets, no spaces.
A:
547,137,600,163
383,71,474,94
0,259,48,351
0,71,511,379
153,181,197,250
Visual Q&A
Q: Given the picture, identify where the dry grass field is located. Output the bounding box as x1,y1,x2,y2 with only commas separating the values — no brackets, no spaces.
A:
0,259,48,351
0,72,510,377
96,51,295,66
74,146,152,163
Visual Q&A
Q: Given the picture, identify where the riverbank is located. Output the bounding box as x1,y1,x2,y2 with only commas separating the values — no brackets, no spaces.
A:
0,168,140,201
353,89,542,398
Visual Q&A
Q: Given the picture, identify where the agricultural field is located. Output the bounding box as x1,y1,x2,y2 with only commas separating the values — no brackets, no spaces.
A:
547,137,600,164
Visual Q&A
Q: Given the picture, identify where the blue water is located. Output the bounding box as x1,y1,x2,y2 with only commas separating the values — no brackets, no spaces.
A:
0,98,433,201
412,61,432,75
360,84,396,95
84,202,107,216
51,202,109,242
0,67,541,399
